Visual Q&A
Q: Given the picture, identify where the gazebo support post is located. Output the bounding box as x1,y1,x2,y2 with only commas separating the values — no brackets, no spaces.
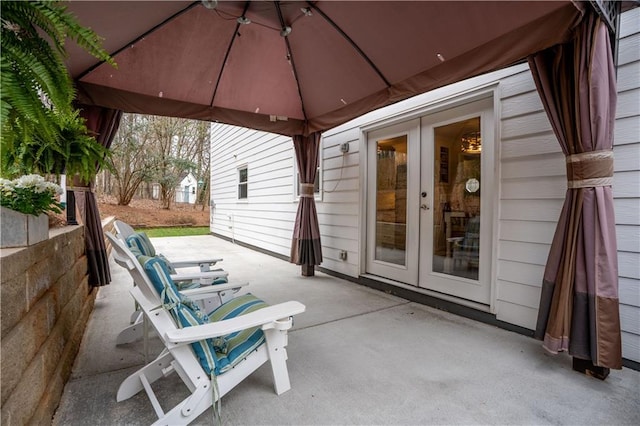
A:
66,190,78,225
301,264,315,277
290,133,323,276
572,357,610,380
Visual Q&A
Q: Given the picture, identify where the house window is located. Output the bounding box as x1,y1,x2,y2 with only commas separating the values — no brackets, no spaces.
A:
238,166,248,200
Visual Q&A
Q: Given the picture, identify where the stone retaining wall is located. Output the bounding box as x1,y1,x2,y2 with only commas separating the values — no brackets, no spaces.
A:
0,218,113,425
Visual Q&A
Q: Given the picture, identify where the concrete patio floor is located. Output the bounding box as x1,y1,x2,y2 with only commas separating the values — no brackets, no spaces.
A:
53,235,640,425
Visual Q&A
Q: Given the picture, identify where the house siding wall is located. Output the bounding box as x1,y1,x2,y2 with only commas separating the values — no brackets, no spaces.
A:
210,8,640,363
494,68,565,330
209,122,363,277
614,8,640,363
210,124,297,256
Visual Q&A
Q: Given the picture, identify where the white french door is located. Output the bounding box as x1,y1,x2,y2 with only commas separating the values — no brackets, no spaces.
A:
364,98,494,305
365,119,420,285
418,98,494,304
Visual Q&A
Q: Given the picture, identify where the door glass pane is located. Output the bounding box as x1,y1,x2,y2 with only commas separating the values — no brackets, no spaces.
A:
375,135,407,265
433,118,480,280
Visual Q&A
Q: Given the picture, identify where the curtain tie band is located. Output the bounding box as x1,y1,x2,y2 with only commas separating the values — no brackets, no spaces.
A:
300,183,315,197
566,150,614,188
67,186,94,193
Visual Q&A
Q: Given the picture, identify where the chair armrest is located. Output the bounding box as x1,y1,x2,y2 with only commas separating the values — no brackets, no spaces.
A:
169,270,228,282
179,282,249,299
165,301,306,343
170,259,223,269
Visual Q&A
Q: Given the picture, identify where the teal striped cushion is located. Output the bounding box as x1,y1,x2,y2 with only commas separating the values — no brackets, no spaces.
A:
140,255,182,302
141,256,267,376
207,294,268,374
128,233,177,273
157,253,177,274
126,232,156,257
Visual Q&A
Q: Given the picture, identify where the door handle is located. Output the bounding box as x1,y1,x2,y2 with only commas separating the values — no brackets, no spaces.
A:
421,191,429,210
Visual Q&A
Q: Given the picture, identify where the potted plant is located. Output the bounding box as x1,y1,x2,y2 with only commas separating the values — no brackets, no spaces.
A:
0,174,63,248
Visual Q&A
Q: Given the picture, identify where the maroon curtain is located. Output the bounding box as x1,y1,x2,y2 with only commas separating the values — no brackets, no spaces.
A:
290,132,323,270
528,12,621,368
76,106,123,287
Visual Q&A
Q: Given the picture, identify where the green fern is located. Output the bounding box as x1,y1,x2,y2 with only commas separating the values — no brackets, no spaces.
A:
1,0,115,180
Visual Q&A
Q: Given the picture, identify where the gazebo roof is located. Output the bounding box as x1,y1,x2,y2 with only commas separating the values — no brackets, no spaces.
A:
66,1,589,136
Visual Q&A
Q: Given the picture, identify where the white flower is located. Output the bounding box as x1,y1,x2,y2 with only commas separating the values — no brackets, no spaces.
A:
12,174,62,194
15,174,43,187
43,181,63,195
0,178,15,191
0,174,63,215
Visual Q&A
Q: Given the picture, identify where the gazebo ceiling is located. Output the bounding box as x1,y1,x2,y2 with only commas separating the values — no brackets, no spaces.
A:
66,1,584,136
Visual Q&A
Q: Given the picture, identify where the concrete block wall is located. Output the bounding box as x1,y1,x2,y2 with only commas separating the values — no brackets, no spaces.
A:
0,225,95,425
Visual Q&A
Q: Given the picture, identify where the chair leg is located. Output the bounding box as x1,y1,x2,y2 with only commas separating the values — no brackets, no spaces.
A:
117,350,174,401
263,328,291,395
116,322,144,345
150,379,213,426
130,309,143,324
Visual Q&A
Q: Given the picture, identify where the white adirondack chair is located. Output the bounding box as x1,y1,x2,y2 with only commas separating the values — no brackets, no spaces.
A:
112,241,305,425
106,232,241,346
114,219,223,273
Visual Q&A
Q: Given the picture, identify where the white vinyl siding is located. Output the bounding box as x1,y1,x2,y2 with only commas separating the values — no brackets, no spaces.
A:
318,128,361,276
210,125,296,255
210,122,361,275
614,8,640,363
494,67,564,329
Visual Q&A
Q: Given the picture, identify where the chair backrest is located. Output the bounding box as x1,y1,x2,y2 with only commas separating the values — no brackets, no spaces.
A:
125,232,157,257
109,231,217,373
114,220,137,242
108,231,213,371
114,220,156,258
106,232,163,302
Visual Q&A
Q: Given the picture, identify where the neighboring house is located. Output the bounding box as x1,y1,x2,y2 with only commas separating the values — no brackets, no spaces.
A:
210,9,639,364
175,172,198,204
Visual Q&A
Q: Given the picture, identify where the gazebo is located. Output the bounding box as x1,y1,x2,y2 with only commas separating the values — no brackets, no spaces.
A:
64,0,626,373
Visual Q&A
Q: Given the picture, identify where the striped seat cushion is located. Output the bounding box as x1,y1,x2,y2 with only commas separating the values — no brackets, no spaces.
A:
207,294,268,375
127,233,178,273
126,232,156,257
141,256,267,376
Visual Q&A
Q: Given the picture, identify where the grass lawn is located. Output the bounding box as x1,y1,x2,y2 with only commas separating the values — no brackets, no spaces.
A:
138,226,211,238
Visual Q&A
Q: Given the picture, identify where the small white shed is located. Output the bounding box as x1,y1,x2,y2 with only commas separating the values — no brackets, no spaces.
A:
175,172,198,204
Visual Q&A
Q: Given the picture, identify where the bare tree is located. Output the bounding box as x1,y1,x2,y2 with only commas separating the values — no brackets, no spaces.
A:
98,114,211,209
107,114,155,205
192,121,211,210
147,116,200,209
